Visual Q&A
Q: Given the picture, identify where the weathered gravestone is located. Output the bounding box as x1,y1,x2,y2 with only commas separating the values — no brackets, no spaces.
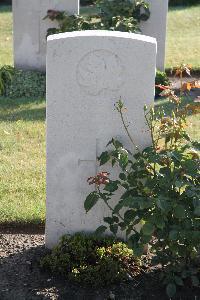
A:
13,0,79,71
46,30,157,248
140,0,168,71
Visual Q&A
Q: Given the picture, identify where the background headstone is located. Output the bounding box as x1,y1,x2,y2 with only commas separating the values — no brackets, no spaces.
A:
140,0,168,71
13,0,79,71
46,30,157,248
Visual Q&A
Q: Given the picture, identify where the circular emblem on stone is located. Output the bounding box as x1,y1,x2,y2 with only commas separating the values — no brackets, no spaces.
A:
76,50,125,95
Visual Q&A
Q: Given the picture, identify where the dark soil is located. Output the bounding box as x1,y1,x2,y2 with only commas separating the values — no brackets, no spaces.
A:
0,232,200,300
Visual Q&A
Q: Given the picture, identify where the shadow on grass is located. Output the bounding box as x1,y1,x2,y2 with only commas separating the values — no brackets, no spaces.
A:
0,96,45,108
168,4,200,13
0,106,46,122
0,97,46,121
0,4,11,13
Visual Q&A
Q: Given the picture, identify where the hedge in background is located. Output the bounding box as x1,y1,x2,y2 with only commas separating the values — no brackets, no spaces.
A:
2,66,167,99
4,68,46,99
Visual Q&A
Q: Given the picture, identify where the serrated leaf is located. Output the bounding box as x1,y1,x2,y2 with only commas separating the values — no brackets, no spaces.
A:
84,192,99,212
95,225,107,236
124,210,136,224
166,283,176,298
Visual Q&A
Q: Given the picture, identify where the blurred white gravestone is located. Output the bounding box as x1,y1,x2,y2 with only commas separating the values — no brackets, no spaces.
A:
140,0,168,71
46,31,157,248
13,0,79,71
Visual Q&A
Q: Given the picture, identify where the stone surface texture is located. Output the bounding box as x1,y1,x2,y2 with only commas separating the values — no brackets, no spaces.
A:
13,0,79,71
140,0,168,71
46,31,157,248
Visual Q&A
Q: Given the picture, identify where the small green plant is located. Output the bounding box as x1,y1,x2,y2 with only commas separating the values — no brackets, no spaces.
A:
44,0,150,36
84,65,200,298
3,68,46,99
155,70,171,98
41,233,141,287
0,65,14,95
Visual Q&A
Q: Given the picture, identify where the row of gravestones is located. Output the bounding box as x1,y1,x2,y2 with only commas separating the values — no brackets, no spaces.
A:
13,0,168,71
13,1,166,248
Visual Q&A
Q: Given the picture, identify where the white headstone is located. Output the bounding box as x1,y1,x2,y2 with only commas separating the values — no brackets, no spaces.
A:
13,0,79,71
46,31,157,248
140,0,168,71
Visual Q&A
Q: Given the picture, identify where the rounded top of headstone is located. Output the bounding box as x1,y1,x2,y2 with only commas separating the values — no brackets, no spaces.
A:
47,30,157,46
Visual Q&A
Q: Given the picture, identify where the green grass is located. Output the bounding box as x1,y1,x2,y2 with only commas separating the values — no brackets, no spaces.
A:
155,96,200,142
0,4,200,69
166,5,200,70
0,97,46,224
0,5,13,66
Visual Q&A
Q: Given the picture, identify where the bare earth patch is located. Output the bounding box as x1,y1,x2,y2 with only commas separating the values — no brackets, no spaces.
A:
0,233,200,300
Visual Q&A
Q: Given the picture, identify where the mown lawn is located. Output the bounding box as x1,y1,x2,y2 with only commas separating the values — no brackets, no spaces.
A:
166,5,200,70
0,97,46,224
0,4,200,69
0,5,13,66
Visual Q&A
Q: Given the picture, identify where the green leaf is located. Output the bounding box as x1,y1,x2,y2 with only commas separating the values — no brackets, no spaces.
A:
191,276,200,287
194,206,200,216
154,216,165,229
118,152,129,169
142,223,154,236
95,225,107,235
120,195,135,208
110,224,118,235
119,173,126,181
113,200,124,214
104,181,118,193
132,245,144,257
174,205,185,219
166,283,176,298
124,210,136,224
84,192,99,213
119,222,127,231
98,151,110,166
156,197,171,213
169,230,178,241
113,139,123,149
104,217,114,225
174,276,184,286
